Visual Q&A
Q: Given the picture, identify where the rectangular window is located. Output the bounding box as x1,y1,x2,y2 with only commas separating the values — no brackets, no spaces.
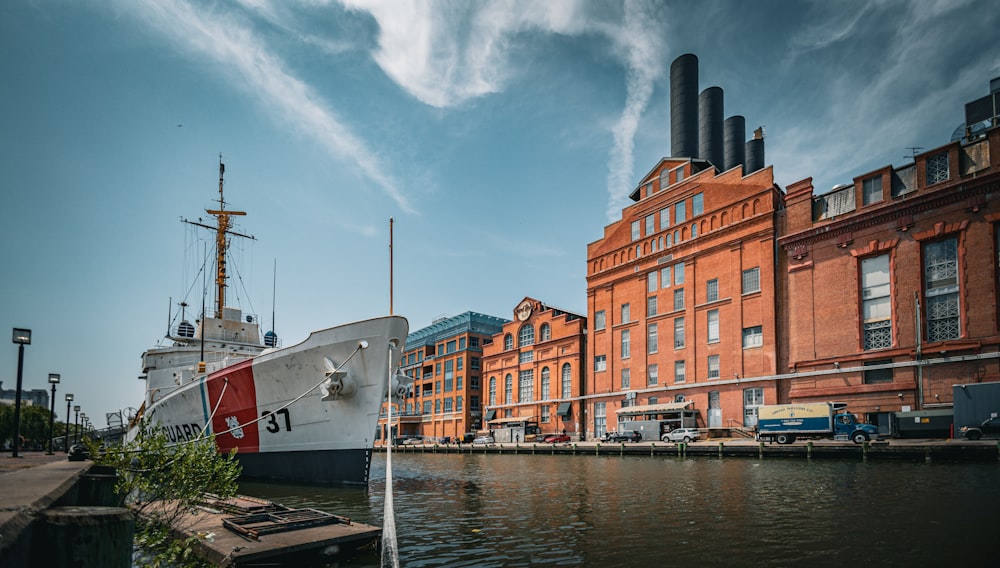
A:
742,267,760,294
457,357,463,370
435,399,441,414
471,395,480,411
707,309,720,343
456,396,463,411
444,398,453,412
519,370,534,403
926,152,949,185
519,350,534,364
446,340,456,354
594,402,607,440
692,192,704,216
673,288,685,311
459,337,466,350
423,400,431,415
647,296,657,317
471,375,480,389
621,368,630,390
647,364,658,386
471,357,480,371
595,310,606,331
457,375,463,390
674,360,686,383
621,330,630,359
708,355,720,379
595,355,607,372
470,337,480,349
863,175,883,205
621,303,630,324
631,220,641,241
661,267,671,288
435,380,441,394
862,254,892,350
660,207,670,231
435,362,441,375
742,326,763,348
648,323,658,354
676,201,687,223
675,263,685,285
924,238,960,342
444,360,454,392
706,279,719,302
541,405,550,423
647,272,657,292
645,214,655,236
674,317,685,349
863,360,894,384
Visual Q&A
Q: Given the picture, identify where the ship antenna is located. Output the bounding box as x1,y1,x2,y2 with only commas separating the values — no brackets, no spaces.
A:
271,258,277,337
389,218,394,315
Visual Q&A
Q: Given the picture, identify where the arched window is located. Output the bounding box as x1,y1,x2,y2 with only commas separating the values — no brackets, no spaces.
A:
540,323,551,342
541,367,551,400
636,245,641,258
504,333,513,350
489,376,497,406
518,324,535,347
561,363,572,399
504,374,513,405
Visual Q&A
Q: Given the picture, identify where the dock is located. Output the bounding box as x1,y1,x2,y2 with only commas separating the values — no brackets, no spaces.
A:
170,494,382,567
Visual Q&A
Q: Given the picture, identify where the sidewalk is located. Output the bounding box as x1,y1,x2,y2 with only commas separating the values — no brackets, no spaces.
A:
0,451,71,476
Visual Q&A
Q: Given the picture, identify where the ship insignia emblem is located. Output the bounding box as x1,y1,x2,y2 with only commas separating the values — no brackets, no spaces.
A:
226,415,245,439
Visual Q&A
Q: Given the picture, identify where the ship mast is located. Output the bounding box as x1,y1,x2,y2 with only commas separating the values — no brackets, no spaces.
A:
184,156,255,319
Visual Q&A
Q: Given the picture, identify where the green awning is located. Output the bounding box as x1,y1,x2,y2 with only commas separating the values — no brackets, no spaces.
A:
484,409,496,421
557,402,571,417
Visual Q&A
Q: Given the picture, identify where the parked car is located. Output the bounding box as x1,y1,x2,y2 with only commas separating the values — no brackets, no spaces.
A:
472,435,495,445
662,428,700,443
544,434,571,443
606,430,642,443
402,436,424,445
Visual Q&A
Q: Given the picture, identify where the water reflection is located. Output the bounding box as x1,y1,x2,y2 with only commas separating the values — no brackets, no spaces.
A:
242,453,1000,567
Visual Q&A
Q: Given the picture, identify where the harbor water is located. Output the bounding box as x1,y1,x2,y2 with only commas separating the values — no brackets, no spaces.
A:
241,452,1000,567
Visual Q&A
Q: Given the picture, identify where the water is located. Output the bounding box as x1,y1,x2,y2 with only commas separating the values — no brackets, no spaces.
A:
240,453,1000,567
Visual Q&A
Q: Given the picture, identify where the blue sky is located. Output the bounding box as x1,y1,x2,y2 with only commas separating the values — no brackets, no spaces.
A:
2,0,997,427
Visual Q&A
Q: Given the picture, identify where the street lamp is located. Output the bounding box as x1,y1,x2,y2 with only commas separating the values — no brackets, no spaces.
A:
64,394,74,453
73,405,81,445
11,328,31,459
47,374,60,454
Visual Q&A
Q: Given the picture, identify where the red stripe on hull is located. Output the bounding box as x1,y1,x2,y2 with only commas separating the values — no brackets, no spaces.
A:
207,359,260,453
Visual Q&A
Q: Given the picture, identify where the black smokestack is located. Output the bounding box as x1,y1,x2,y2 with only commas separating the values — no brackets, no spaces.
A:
724,115,746,174
699,86,724,168
670,54,699,158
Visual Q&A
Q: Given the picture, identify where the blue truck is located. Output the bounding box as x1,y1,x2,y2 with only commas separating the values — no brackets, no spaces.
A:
756,402,879,444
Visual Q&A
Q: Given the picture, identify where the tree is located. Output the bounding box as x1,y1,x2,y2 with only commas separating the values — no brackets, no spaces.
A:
92,419,242,567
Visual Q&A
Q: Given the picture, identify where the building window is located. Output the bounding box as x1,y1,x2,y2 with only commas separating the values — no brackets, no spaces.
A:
457,357,463,371
645,214,655,236
863,175,883,205
924,237,960,342
742,326,763,348
707,309,719,343
660,207,670,231
504,374,513,405
707,279,719,303
435,399,441,414
676,166,685,183
648,272,657,293
676,200,687,223
673,288,685,311
457,396,463,411
594,355,607,372
647,296,657,317
471,357,480,371
435,381,441,394
621,330,631,359
926,152,949,185
540,323,551,342
647,364,658,386
562,363,572,398
862,254,892,350
744,388,764,427
674,360,686,383
519,324,535,347
446,340,456,354
519,370,534,403
674,317,685,349
444,360,454,392
594,402,607,439
631,220,640,241
621,368,630,390
708,355,720,379
471,395,480,411
621,303,630,324
648,323,658,354
692,192,704,216
541,405,550,423
457,375,463,390
863,360,894,384
674,263,685,285
470,336,480,349
691,223,698,238
636,245,641,258
444,398,453,412
471,375,480,389
489,376,496,406
661,266,671,288
519,350,534,364
504,333,513,350
541,367,550,400
742,267,760,294
595,310,606,331
423,400,431,415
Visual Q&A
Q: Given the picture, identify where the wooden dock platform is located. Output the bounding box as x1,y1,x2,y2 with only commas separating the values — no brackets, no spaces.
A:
171,495,381,567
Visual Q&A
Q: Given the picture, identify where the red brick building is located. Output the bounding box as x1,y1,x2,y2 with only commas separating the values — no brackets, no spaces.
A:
481,298,587,439
778,81,1000,432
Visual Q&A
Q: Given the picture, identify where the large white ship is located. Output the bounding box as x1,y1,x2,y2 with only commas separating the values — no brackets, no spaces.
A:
134,160,408,485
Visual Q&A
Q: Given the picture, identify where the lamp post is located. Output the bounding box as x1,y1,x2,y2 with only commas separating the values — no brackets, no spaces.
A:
11,328,32,459
64,394,74,453
73,405,81,445
47,374,60,454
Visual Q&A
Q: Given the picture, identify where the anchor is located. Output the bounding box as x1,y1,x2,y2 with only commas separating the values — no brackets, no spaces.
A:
321,357,357,400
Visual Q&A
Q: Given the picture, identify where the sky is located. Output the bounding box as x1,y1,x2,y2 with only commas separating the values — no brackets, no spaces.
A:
2,0,998,429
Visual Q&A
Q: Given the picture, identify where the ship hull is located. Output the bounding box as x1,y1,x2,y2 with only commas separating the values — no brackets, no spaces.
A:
139,316,407,485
